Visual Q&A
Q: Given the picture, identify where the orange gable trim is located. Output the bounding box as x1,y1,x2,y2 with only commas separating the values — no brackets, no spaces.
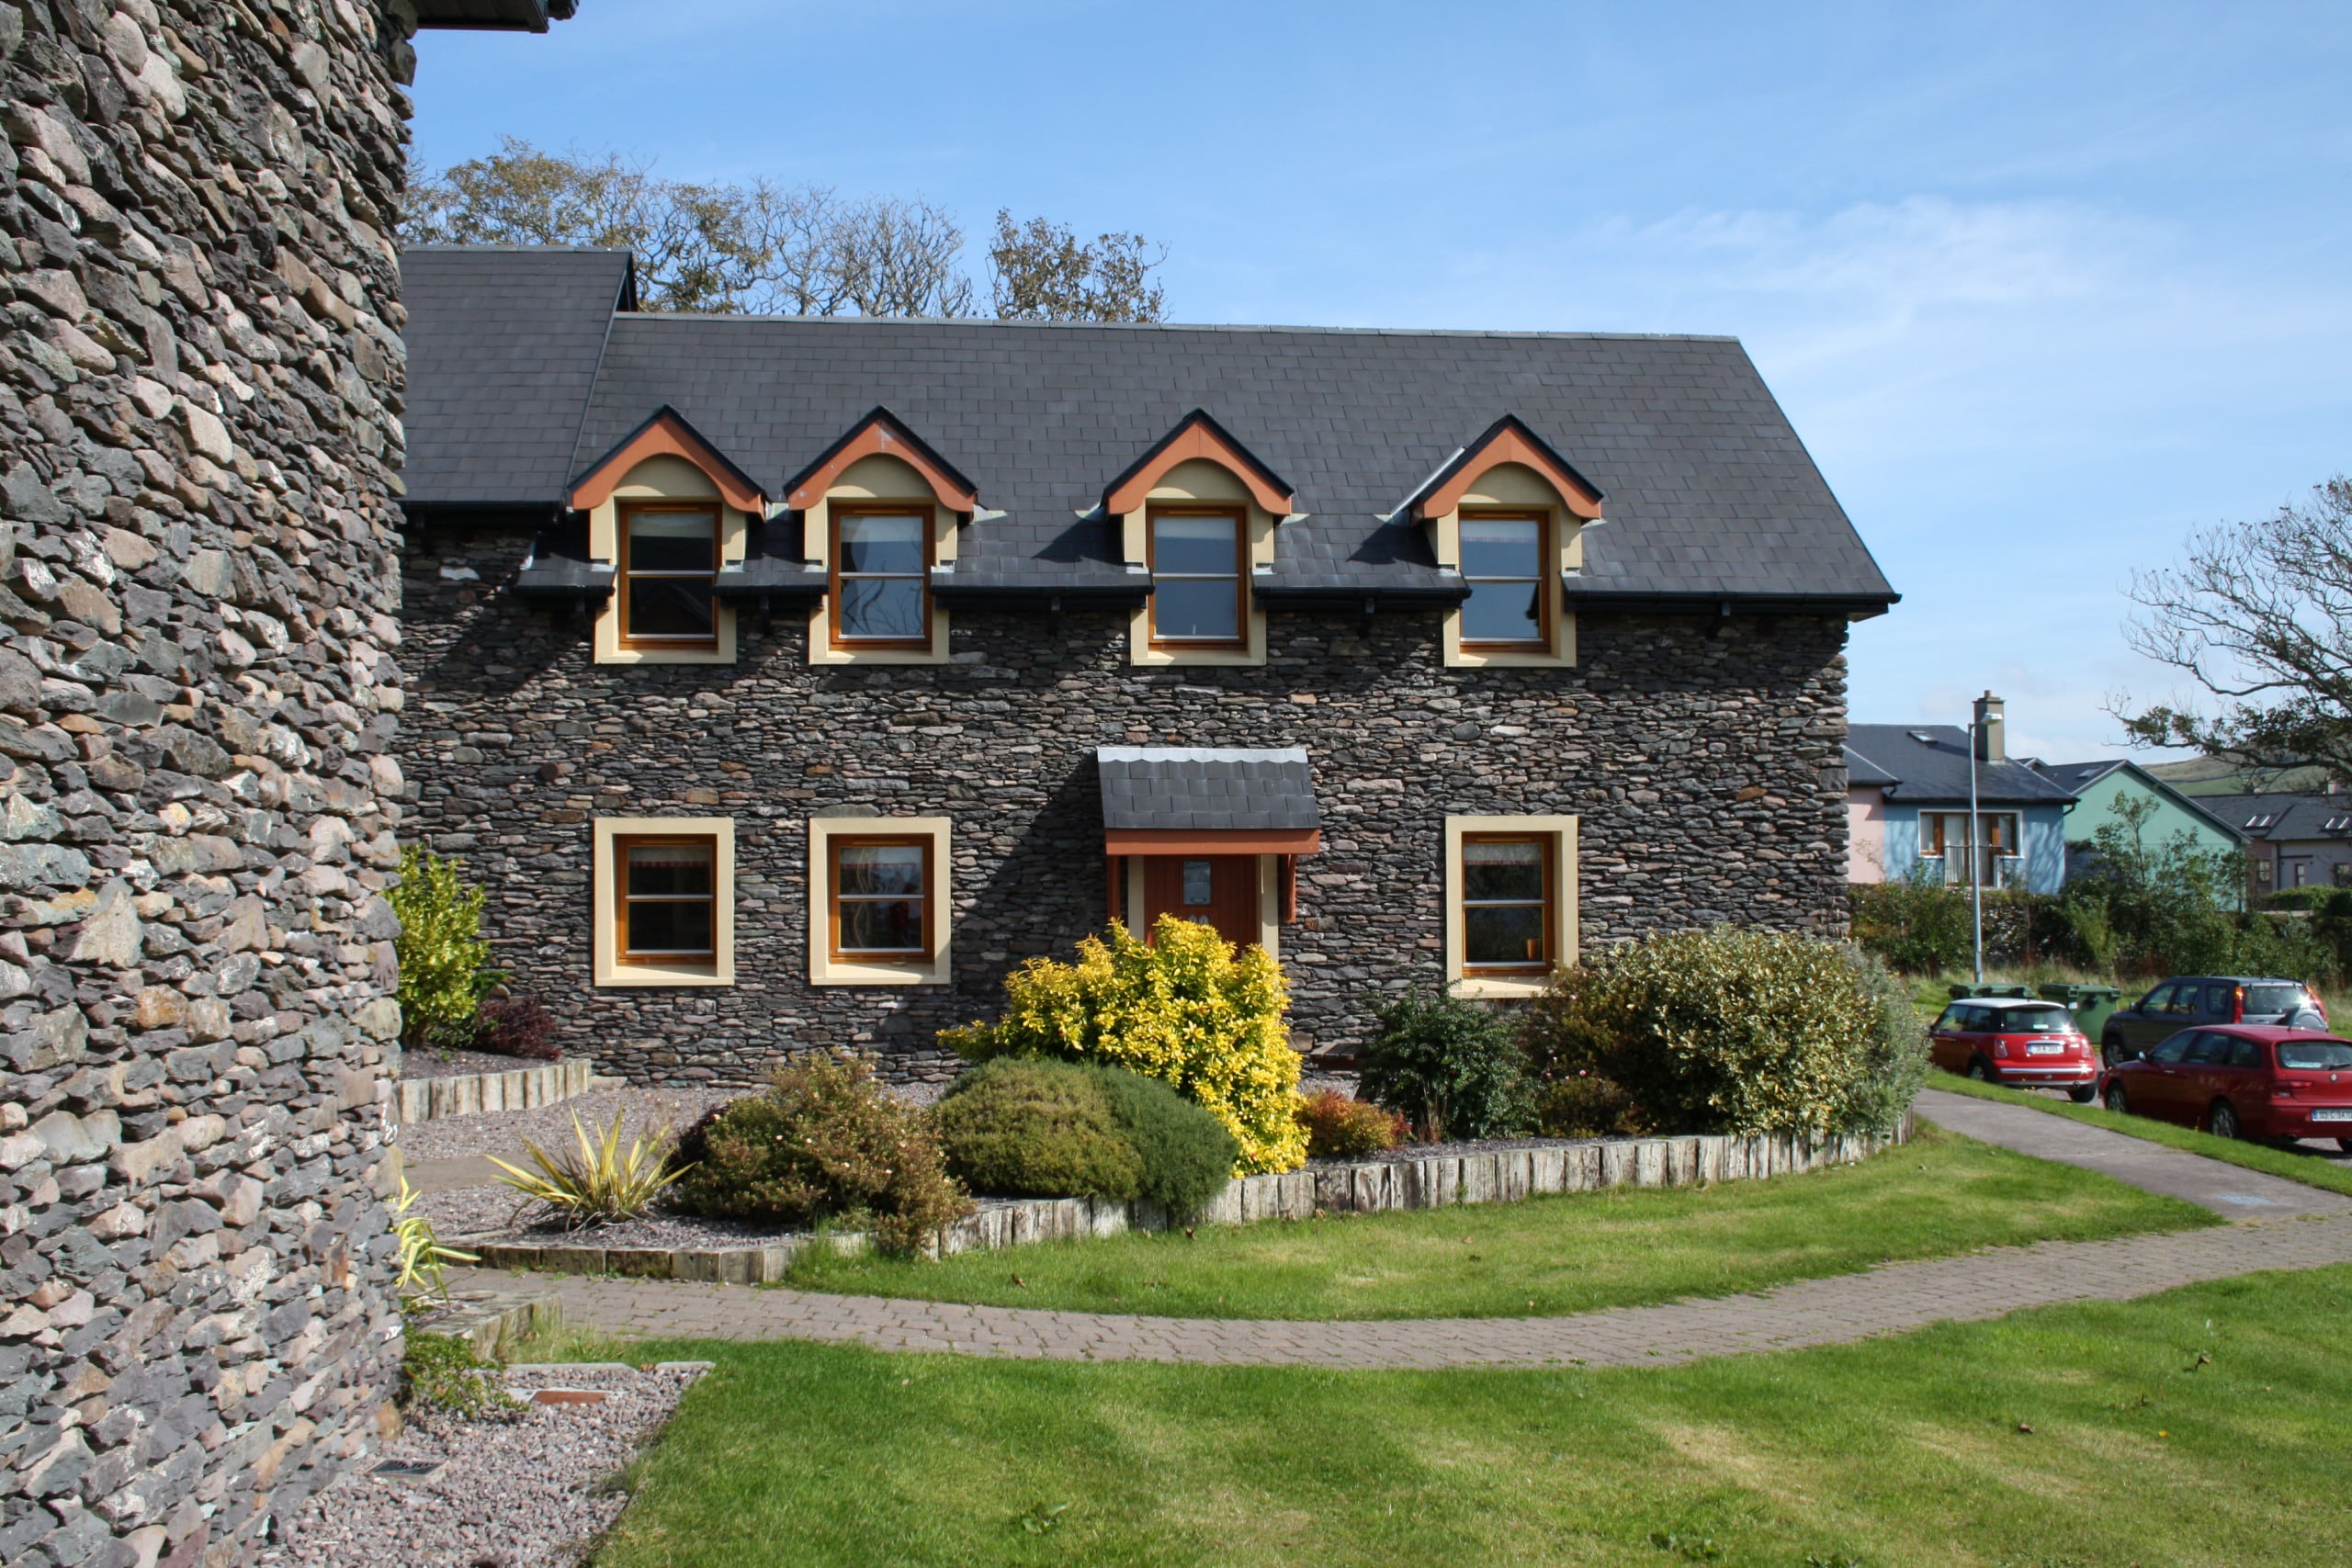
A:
1414,420,1603,522
1102,828,1322,855
569,410,766,514
784,412,978,513
1103,412,1295,518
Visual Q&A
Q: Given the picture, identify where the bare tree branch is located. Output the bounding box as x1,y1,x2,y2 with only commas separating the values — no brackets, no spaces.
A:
988,210,1168,322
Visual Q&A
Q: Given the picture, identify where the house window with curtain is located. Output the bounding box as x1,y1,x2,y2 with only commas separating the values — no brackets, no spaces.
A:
1920,811,2021,887
614,835,718,964
1148,507,1246,647
831,509,932,648
828,836,932,959
619,504,718,647
1459,834,1554,975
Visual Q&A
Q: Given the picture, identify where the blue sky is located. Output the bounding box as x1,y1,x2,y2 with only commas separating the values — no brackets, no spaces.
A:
413,1,2352,762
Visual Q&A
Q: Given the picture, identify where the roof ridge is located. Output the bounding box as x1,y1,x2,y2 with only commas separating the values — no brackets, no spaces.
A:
607,313,1747,344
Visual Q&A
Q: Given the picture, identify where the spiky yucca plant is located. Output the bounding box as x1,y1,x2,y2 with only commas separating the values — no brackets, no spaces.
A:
391,1176,478,1306
489,1106,690,1229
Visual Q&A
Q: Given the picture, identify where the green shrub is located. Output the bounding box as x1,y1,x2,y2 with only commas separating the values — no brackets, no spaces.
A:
1356,988,1531,1143
671,1052,972,1255
933,1058,1239,1215
1849,865,1973,974
1294,1089,1406,1159
1521,928,1923,1138
388,846,502,1050
399,1331,518,1421
1530,1074,1647,1138
939,916,1306,1174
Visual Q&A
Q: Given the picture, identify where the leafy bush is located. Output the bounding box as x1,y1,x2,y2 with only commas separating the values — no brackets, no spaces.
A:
940,916,1306,1174
1356,988,1531,1143
476,996,560,1060
399,1331,518,1421
1521,928,1923,1138
389,846,502,1050
1295,1089,1406,1159
1849,864,1974,974
670,1052,972,1254
489,1105,689,1230
933,1059,1239,1214
1530,1073,1647,1138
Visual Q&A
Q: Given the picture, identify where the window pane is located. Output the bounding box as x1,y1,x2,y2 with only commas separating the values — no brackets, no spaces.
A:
627,843,712,897
1152,515,1238,575
1182,860,1214,906
838,843,925,897
1459,518,1541,578
839,577,926,639
628,577,716,638
628,511,716,572
1465,904,1547,967
1463,840,1544,901
839,898,923,953
626,899,711,954
1153,578,1239,640
1460,579,1544,643
839,514,926,574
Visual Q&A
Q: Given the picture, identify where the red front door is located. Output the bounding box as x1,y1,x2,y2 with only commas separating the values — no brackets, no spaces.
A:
1142,855,1260,949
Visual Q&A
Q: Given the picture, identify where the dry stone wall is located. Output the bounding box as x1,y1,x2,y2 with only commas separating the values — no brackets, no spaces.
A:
401,525,1852,1085
1,5,423,1565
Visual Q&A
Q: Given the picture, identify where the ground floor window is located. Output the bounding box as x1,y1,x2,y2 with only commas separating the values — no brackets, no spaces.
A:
1442,814,1578,998
808,816,954,986
593,817,736,987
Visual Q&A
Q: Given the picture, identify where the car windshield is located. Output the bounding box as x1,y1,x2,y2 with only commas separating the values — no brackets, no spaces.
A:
1988,1006,2074,1033
2245,984,2311,1015
2277,1041,2352,1071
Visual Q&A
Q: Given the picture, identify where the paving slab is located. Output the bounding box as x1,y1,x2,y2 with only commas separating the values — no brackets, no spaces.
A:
405,1154,514,1195
1915,1088,2352,1221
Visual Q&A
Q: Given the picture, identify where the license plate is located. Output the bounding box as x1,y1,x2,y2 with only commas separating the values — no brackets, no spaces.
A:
2312,1109,2352,1123
2025,1043,2064,1056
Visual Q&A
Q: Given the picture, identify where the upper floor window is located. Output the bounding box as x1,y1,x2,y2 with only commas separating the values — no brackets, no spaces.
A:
831,508,932,648
1148,507,1246,648
1458,513,1549,647
829,835,932,959
1460,833,1554,976
620,503,718,647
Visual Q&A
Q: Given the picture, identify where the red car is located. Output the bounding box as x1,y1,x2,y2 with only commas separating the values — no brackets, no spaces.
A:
2100,1025,2352,1145
1928,998,2100,1100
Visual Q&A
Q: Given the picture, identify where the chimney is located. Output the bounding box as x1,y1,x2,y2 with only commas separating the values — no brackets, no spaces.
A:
1973,692,2005,763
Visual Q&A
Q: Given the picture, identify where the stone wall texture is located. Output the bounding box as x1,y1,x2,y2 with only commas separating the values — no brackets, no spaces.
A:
0,5,421,1565
401,525,1854,1086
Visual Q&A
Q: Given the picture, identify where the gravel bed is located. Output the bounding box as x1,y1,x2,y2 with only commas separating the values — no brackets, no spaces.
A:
261,1363,706,1568
401,1049,554,1081
392,1087,742,1163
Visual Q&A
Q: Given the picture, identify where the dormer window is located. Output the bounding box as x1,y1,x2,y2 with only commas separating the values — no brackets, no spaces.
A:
1148,508,1246,648
619,504,719,647
1458,513,1549,647
831,508,932,648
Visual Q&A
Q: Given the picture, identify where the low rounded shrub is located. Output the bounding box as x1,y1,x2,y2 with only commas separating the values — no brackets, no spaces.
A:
933,1058,1238,1216
670,1052,971,1254
1521,928,1927,1138
1356,988,1531,1143
1530,1073,1646,1138
940,916,1306,1174
1295,1089,1406,1159
476,996,560,1060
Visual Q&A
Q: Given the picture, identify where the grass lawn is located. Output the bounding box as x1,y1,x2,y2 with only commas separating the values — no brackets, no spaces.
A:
1928,1070,2352,1199
777,1124,2212,1320
586,1263,2352,1567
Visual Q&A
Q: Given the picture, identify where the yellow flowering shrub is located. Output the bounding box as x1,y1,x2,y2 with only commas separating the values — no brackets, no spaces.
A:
940,916,1307,1174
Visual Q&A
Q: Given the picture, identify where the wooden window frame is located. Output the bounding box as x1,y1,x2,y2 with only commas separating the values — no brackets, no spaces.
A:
829,504,934,651
1458,831,1555,977
1456,509,1553,651
616,502,721,649
1146,505,1249,650
613,833,719,967
828,833,933,963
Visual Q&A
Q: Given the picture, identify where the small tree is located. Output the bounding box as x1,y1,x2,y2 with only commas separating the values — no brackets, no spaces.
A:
1355,988,1530,1143
987,210,1168,322
388,846,500,1051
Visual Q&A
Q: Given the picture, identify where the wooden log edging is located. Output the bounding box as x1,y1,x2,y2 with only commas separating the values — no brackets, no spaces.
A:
391,1056,601,1125
470,1122,1909,1285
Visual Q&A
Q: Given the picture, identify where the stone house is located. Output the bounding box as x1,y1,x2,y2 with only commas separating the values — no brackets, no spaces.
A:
396,244,1898,1085
0,5,571,1568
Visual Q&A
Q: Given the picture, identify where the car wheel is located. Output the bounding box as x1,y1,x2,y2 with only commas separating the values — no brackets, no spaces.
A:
2101,1038,2125,1070
2068,1085,2098,1104
2338,1138,2352,1156
2290,1010,2326,1032
2104,1082,2131,1115
1966,1057,1993,1082
2209,1100,2242,1141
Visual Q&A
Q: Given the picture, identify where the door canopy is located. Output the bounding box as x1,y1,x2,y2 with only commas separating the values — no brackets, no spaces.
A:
1095,746,1322,854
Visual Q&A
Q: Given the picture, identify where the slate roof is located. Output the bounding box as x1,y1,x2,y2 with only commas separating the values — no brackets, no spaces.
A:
2194,791,2352,842
401,247,634,508
399,246,1896,610
1844,727,2076,807
1096,748,1320,832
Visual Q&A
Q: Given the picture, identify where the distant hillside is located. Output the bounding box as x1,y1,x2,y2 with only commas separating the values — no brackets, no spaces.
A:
2144,757,2336,796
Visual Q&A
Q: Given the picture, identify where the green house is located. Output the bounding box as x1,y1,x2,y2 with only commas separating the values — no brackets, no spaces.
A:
2032,759,2250,897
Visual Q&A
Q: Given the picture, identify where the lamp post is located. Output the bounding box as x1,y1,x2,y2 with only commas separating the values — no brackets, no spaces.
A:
1967,711,1984,985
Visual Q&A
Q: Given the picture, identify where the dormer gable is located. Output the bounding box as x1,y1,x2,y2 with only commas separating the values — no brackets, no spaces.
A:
568,406,766,515
1408,415,1602,524
784,407,978,514
1102,410,1294,519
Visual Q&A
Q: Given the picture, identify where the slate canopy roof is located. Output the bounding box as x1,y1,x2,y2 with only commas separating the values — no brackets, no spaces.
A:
400,245,1898,615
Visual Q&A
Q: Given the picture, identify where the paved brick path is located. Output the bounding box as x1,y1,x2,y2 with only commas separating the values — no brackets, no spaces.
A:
498,1092,2352,1368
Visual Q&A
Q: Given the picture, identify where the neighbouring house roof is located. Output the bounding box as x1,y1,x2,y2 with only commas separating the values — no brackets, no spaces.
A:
399,246,1897,613
1845,748,1899,788
2031,759,2250,845
2195,791,2352,843
1096,748,1320,833
1844,726,2076,807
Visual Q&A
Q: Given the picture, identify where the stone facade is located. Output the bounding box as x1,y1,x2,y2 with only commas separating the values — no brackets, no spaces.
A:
0,4,439,1565
401,522,1853,1086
